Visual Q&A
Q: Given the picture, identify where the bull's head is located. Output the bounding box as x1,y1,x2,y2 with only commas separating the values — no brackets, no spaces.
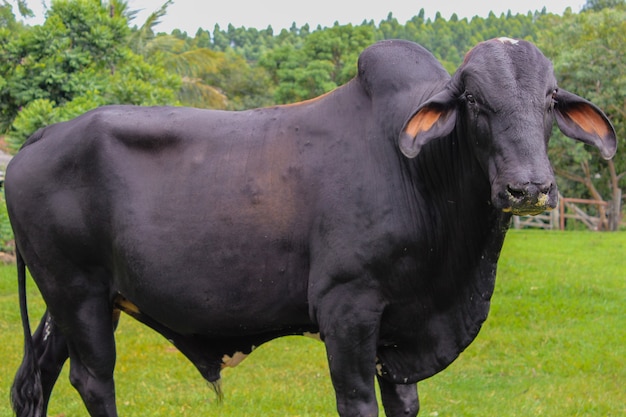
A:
399,38,616,216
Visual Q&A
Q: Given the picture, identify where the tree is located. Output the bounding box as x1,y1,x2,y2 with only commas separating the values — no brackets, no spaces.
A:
261,24,375,103
138,34,229,109
582,0,625,11
0,2,26,29
0,0,179,151
201,50,274,110
124,0,230,109
126,0,172,53
3,0,32,18
539,6,626,229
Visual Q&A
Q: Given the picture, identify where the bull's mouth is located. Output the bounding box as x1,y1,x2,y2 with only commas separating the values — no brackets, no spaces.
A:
499,186,556,216
502,204,551,216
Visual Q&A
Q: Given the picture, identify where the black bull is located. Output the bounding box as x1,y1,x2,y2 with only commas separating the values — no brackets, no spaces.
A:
6,39,616,417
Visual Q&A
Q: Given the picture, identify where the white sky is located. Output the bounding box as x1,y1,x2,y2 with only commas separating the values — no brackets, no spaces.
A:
23,0,586,34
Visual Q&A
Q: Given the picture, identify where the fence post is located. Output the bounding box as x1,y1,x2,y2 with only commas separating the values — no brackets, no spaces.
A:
550,207,559,230
608,189,622,231
560,196,565,230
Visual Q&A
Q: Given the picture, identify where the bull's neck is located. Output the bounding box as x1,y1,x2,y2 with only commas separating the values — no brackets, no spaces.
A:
406,129,511,265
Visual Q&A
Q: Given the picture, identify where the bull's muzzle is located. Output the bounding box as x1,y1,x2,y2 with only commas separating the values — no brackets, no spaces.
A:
500,182,557,216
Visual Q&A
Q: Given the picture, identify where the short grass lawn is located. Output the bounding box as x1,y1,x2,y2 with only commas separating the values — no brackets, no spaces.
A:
1,230,624,416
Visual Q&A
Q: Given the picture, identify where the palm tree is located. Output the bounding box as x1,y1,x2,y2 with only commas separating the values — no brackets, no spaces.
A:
123,0,228,109
142,35,228,108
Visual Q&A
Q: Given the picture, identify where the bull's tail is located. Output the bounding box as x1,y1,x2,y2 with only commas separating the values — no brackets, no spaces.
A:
10,248,44,417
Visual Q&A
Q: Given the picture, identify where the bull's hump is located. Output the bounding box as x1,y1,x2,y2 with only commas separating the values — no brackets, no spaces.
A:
495,37,519,45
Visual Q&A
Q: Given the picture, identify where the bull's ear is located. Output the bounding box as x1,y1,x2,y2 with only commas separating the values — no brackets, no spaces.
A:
399,97,457,159
553,89,617,160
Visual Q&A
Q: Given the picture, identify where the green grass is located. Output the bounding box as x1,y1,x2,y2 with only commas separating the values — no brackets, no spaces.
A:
1,230,625,416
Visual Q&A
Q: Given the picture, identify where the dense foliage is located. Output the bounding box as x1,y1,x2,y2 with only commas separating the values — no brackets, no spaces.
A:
0,0,624,232
0,0,179,151
539,6,626,228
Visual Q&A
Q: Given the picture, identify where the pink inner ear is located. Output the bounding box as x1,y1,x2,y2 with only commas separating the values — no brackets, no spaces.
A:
404,108,441,137
567,105,611,138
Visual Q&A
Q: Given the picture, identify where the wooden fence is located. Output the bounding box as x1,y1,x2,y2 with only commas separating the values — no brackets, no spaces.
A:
513,196,617,231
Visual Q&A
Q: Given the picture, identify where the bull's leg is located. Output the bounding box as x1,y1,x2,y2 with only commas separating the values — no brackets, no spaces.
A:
47,292,118,417
315,288,384,417
376,376,419,417
31,311,70,413
67,299,117,417
30,305,124,415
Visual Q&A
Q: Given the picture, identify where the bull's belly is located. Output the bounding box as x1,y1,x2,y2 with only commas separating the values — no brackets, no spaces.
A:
118,288,313,337
109,212,313,335
113,259,312,337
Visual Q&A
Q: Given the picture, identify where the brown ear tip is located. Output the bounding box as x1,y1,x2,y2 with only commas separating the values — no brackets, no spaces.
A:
601,147,617,160
398,132,421,158
601,131,618,160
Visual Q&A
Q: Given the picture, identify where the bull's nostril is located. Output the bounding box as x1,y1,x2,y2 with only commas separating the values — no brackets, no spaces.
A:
507,182,553,200
536,182,553,195
507,185,526,199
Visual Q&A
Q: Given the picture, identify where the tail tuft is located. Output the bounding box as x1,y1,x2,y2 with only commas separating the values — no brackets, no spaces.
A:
11,357,43,417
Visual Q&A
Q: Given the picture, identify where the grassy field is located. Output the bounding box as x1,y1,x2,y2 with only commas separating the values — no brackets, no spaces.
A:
1,230,624,416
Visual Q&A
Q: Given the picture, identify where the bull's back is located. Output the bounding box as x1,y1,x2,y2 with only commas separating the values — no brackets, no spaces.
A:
98,105,314,252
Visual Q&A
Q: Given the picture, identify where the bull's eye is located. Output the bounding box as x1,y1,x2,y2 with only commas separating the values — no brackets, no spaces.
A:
550,88,558,109
465,93,476,104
